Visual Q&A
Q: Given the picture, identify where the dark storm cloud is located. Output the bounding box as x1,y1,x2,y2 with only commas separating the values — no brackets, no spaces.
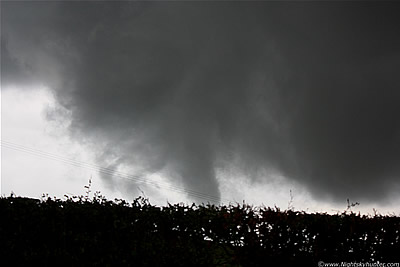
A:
3,2,400,204
1,36,23,86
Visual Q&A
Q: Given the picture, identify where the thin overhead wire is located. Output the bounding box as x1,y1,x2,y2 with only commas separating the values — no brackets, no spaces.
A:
0,139,233,203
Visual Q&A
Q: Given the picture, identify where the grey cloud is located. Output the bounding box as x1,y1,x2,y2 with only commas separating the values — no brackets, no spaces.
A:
3,2,400,204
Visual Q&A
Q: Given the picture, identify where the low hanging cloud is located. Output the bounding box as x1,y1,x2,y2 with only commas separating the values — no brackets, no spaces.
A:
3,2,400,204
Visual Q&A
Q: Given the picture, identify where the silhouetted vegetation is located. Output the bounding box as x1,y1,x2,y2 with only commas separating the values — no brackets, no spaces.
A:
1,193,399,266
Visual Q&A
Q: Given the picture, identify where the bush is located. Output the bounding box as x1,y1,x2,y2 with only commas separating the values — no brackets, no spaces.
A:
1,194,399,266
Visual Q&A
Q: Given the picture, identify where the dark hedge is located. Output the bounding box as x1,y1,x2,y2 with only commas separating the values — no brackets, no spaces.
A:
1,195,399,266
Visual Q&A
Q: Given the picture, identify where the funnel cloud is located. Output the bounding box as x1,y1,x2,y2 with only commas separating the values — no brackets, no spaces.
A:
2,2,400,204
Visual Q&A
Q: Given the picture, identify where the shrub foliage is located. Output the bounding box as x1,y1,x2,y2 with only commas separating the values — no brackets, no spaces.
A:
1,194,399,266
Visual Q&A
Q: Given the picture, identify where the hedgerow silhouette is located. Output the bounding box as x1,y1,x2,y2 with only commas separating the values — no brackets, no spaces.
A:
1,190,399,266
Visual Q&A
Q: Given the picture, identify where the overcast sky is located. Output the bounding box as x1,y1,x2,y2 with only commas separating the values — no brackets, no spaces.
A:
2,1,400,214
